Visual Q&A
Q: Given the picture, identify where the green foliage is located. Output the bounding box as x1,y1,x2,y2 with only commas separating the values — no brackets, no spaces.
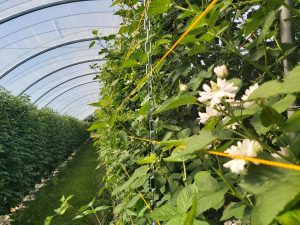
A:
0,88,89,214
86,0,300,224
12,142,111,225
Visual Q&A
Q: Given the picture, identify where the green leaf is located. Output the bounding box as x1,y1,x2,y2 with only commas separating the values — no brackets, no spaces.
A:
162,130,230,160
277,209,300,225
271,94,296,113
92,30,98,35
89,41,96,48
55,195,73,215
88,120,109,131
112,166,149,195
154,94,198,114
148,0,171,16
220,202,246,221
184,195,197,225
149,205,179,221
284,110,300,132
260,106,285,127
196,188,228,216
241,165,300,225
94,205,112,211
44,216,53,225
136,153,157,164
248,80,282,100
121,59,138,68
281,65,300,94
257,10,276,44
194,171,218,192
177,185,197,213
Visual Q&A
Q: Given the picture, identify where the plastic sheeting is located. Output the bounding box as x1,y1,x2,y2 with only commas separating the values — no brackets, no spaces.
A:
0,0,120,120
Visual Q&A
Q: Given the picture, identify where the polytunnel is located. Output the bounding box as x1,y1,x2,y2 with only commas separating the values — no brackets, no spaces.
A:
1,1,300,225
0,0,120,120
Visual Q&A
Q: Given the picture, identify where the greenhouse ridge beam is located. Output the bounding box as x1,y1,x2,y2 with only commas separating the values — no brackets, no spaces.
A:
33,72,99,104
0,37,96,79
44,81,99,107
0,0,98,25
59,92,99,114
18,58,103,96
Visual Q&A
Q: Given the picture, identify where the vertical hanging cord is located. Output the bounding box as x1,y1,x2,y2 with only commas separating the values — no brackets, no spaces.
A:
143,0,157,224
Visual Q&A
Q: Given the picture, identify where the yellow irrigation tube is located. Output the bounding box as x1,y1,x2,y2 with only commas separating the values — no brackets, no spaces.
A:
207,150,300,171
128,135,300,172
118,0,219,110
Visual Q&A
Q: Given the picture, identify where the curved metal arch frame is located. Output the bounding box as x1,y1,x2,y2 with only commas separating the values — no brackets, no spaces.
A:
0,37,96,79
2,25,117,49
58,92,99,114
0,11,114,41
60,95,99,115
69,105,97,119
0,0,99,25
44,80,99,107
49,80,99,109
62,103,97,118
33,72,99,104
3,51,99,85
18,58,103,95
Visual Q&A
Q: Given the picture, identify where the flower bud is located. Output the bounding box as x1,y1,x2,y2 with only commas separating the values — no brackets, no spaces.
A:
179,83,188,92
214,65,228,79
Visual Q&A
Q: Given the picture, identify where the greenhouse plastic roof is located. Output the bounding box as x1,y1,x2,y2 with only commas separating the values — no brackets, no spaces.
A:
0,0,120,120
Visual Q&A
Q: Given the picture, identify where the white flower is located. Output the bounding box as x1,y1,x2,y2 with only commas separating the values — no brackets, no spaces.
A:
198,107,221,124
179,83,188,92
241,83,259,108
198,78,238,107
214,65,229,79
271,147,289,158
224,220,242,225
223,139,262,174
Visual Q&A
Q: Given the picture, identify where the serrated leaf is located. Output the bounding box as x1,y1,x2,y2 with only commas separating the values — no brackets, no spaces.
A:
194,171,218,192
154,94,198,114
249,80,282,100
241,165,300,225
148,0,171,16
220,202,246,221
177,185,197,213
184,195,197,225
149,205,179,221
196,188,228,216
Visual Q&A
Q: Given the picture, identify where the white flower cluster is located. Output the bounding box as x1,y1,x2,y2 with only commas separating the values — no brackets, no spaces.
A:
197,65,259,125
223,139,262,174
197,65,263,174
